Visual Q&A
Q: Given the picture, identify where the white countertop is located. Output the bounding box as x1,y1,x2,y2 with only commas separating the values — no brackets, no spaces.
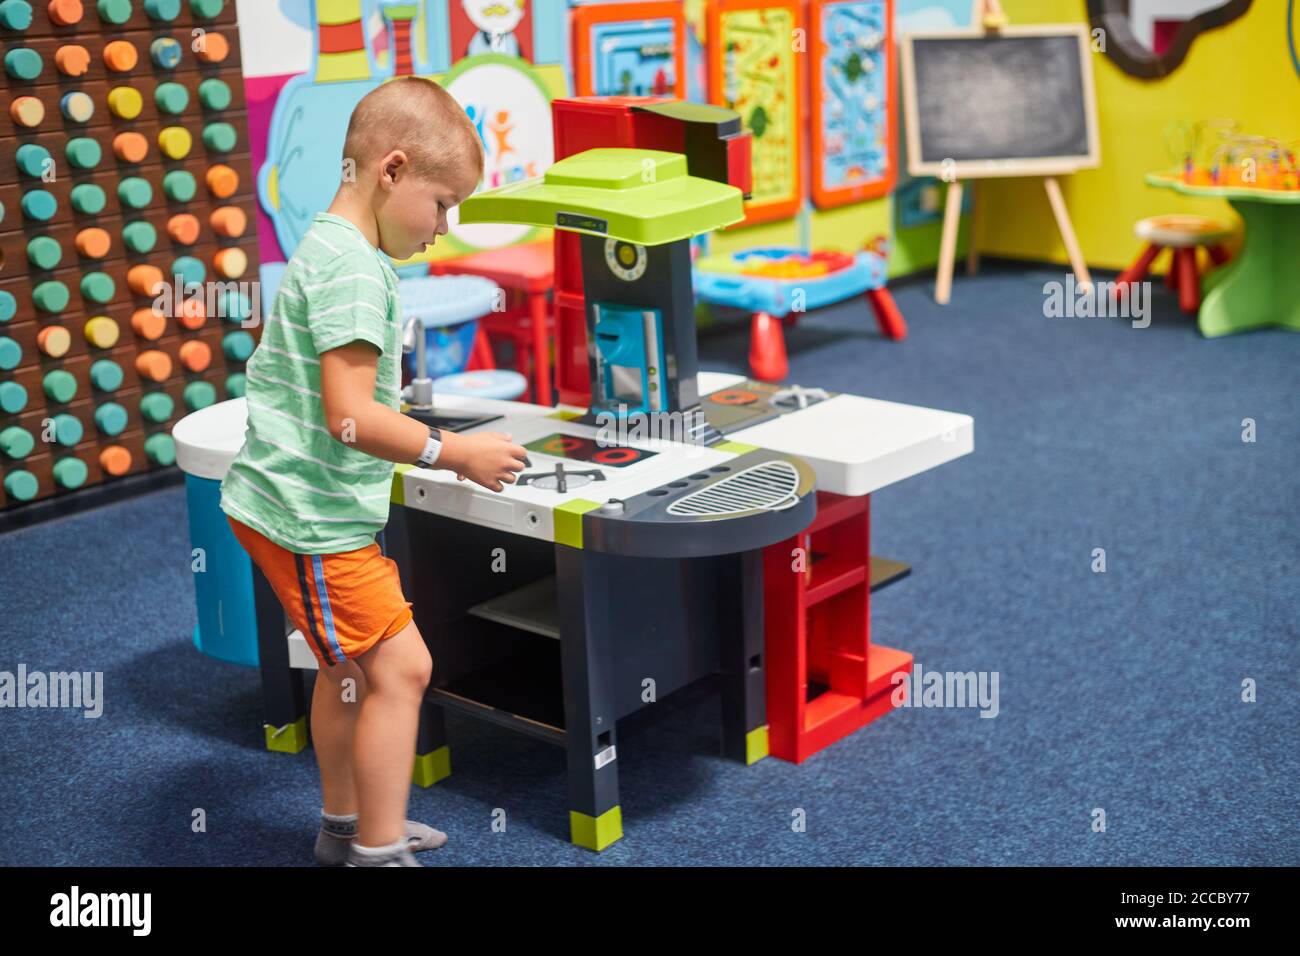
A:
175,372,974,496
698,372,974,496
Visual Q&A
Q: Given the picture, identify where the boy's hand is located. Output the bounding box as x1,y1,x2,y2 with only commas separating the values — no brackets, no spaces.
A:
442,431,528,493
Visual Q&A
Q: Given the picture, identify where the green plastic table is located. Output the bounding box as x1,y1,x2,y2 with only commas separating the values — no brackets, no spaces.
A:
1147,171,1300,337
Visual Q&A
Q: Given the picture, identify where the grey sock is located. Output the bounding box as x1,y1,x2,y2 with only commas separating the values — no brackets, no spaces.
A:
346,838,423,867
314,811,359,866
315,813,448,865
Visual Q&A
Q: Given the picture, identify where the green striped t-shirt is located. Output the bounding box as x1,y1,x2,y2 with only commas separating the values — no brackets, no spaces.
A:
220,213,403,554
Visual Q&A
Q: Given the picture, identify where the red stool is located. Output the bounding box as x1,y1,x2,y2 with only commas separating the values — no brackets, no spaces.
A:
1116,215,1234,314
431,239,555,404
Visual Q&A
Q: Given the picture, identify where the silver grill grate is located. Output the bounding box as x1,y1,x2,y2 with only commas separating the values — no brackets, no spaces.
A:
666,460,801,518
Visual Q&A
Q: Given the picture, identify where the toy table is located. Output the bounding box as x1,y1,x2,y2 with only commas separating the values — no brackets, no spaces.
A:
1146,171,1300,337
177,373,974,843
693,247,906,381
430,240,555,403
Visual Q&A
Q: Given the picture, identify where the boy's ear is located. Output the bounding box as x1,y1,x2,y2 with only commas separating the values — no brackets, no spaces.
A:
379,149,410,190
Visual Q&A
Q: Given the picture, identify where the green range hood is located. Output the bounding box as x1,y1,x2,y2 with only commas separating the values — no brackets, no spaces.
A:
457,148,745,246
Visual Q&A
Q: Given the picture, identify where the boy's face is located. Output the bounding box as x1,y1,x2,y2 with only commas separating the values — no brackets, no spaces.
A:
374,152,481,260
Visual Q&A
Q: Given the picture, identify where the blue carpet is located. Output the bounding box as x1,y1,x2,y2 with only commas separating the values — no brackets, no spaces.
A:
1,264,1296,866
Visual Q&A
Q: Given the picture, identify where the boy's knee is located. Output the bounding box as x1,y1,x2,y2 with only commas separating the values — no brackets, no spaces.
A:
368,624,431,695
409,638,433,690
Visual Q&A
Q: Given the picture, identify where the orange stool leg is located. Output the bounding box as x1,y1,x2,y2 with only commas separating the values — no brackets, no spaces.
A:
1164,250,1179,290
1117,243,1162,291
1206,243,1231,267
866,287,907,340
1176,247,1200,313
749,311,788,383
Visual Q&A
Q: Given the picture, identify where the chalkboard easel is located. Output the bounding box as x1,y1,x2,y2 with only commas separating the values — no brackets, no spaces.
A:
900,2,1100,303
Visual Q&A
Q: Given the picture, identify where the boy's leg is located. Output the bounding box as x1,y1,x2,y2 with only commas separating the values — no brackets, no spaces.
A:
312,660,364,815
352,619,432,848
311,660,366,865
312,657,449,864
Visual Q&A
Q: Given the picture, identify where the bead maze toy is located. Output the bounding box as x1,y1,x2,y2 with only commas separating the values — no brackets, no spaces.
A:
1163,119,1300,192
1,0,258,517
693,243,906,382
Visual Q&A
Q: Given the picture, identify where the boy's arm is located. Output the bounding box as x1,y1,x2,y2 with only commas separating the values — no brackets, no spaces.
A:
320,343,529,492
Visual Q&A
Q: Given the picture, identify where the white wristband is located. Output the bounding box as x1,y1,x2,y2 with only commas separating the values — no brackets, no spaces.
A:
416,433,442,468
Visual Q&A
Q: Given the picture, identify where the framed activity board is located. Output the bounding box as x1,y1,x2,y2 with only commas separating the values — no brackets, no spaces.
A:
810,0,895,208
572,2,688,98
707,0,804,225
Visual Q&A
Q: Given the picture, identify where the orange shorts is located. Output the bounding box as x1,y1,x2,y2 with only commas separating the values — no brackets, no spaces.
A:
228,517,413,668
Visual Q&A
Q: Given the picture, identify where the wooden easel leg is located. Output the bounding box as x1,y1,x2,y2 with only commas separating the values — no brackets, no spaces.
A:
966,181,981,276
935,180,964,305
1043,176,1092,294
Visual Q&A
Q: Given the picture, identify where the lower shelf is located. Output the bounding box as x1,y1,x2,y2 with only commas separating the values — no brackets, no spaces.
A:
466,575,559,639
430,638,566,746
869,556,911,591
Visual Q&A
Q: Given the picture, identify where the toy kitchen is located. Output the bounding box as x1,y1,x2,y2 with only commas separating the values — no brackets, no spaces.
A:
175,99,974,853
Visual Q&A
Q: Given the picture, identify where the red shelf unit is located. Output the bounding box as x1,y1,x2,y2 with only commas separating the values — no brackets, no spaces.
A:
764,491,912,763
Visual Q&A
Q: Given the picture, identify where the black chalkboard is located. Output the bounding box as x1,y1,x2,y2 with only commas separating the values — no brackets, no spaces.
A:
907,32,1095,167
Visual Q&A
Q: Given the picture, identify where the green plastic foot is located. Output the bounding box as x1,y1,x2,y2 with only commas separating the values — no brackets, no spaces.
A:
412,746,452,788
570,806,622,851
264,717,309,754
1198,199,1300,338
746,725,770,765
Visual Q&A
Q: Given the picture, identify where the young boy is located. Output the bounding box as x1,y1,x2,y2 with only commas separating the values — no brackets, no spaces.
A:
220,78,528,867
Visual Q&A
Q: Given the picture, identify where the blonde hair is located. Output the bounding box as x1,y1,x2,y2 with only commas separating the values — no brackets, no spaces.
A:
342,77,484,186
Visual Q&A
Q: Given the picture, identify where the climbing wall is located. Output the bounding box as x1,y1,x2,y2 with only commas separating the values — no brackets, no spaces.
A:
0,0,258,512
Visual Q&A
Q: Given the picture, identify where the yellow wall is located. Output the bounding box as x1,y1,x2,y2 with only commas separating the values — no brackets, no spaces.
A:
978,0,1300,269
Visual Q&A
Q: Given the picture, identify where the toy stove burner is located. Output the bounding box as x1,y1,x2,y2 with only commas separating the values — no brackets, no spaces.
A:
517,462,606,494
710,388,760,406
771,385,830,411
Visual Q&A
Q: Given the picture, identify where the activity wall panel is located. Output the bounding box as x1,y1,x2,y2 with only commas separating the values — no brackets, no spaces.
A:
572,1,688,98
706,0,804,226
1,0,260,513
810,0,894,209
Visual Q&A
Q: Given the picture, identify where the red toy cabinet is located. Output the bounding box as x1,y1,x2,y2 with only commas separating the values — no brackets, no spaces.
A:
764,492,913,763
